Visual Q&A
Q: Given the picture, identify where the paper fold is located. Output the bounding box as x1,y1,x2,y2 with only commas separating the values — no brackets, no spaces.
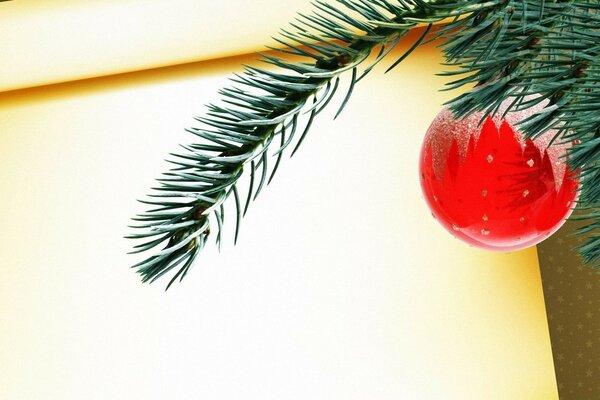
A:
0,0,317,92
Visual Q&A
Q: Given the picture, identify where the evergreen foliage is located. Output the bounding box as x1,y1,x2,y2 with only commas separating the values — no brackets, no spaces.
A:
128,0,600,288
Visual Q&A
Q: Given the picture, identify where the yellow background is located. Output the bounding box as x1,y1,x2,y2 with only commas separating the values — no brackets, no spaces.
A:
0,2,558,399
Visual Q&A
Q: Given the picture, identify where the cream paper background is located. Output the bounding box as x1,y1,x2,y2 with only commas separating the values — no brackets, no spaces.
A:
0,0,318,92
0,2,557,399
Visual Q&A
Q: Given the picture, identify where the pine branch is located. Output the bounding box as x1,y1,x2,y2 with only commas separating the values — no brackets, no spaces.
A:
130,0,600,288
129,0,501,288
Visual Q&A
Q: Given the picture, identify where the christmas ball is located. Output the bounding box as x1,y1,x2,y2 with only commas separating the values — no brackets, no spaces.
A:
419,103,579,251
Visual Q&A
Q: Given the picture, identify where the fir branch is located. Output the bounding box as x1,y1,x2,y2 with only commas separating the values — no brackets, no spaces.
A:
130,0,600,287
129,0,501,288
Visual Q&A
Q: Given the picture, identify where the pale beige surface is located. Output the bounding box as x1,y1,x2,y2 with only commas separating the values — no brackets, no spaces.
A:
0,0,317,91
0,32,558,400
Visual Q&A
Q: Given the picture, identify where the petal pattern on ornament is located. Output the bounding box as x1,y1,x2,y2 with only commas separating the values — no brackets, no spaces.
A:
419,107,579,252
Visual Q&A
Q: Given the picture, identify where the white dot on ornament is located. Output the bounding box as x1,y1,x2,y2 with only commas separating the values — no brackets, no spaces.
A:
481,189,488,197
522,190,530,197
482,214,488,221
527,159,535,167
433,195,438,203
452,224,460,231
520,217,525,223
481,229,490,236
487,154,494,163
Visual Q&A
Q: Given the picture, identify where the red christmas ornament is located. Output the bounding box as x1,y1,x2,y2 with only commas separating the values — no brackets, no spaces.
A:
419,103,579,251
